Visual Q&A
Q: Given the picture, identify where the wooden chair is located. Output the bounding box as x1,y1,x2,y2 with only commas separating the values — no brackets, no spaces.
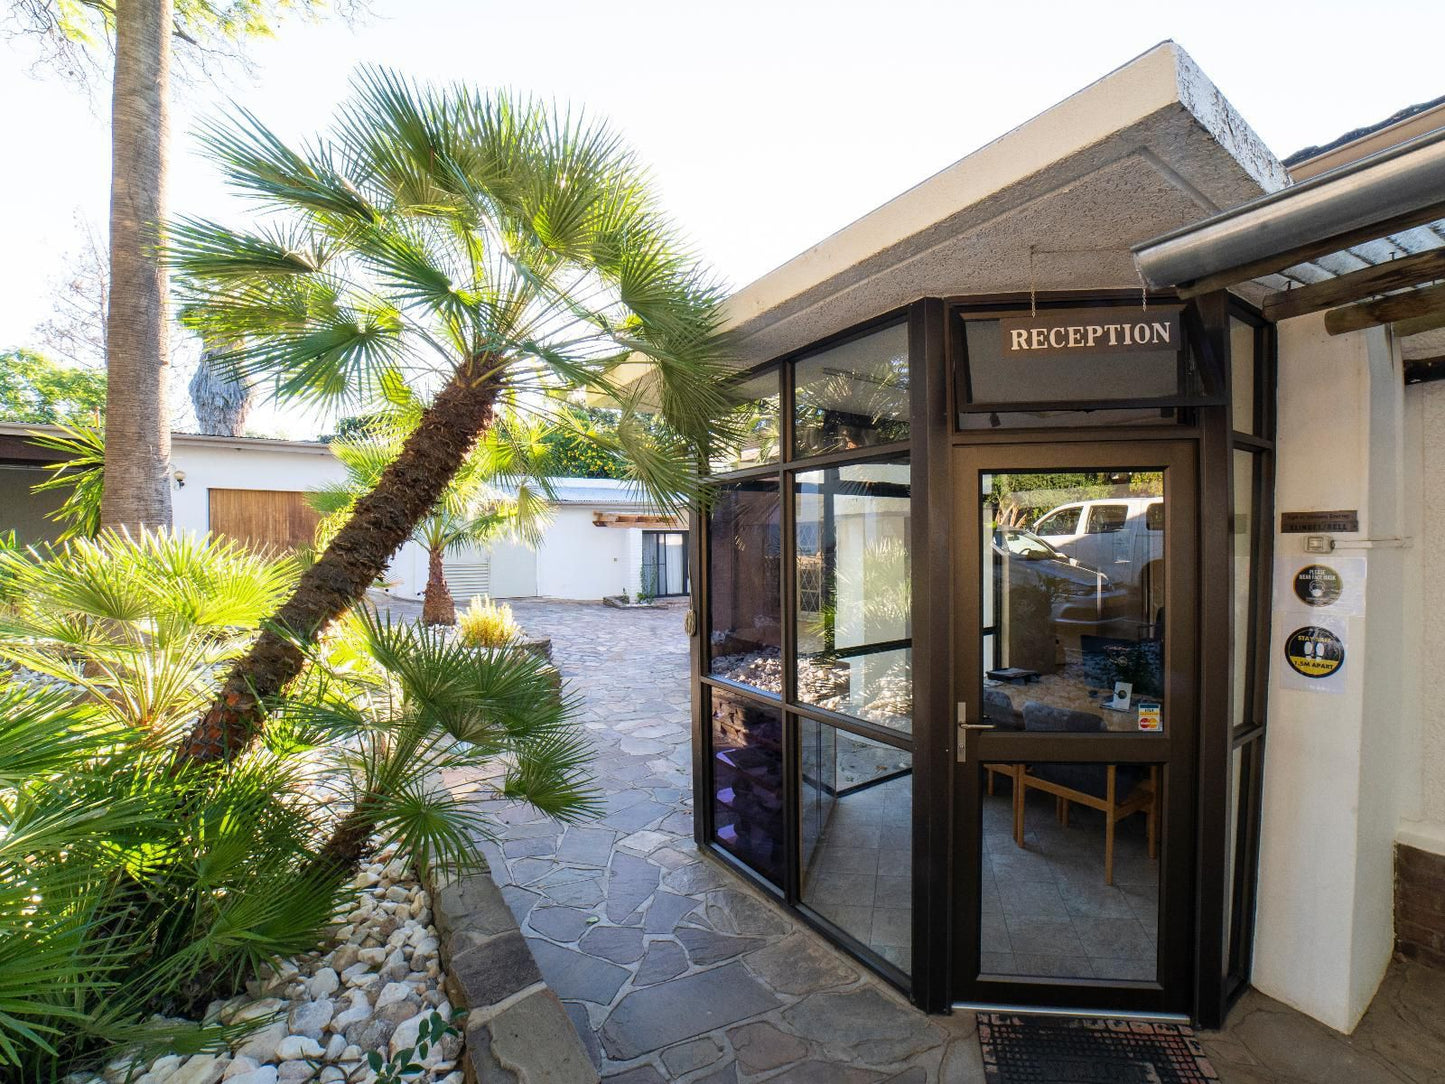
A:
984,763,1025,845
1019,764,1159,884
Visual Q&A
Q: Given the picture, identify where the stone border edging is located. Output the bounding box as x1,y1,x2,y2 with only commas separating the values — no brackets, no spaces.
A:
427,861,600,1083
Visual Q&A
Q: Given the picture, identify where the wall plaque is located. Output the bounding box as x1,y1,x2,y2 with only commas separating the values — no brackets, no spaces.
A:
1280,510,1359,533
999,306,1182,359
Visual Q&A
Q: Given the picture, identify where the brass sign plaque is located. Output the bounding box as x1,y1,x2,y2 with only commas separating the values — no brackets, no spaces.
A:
1280,510,1359,534
999,306,1182,359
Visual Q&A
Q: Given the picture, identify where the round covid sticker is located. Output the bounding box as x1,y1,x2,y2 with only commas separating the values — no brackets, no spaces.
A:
1293,564,1343,607
1284,626,1344,679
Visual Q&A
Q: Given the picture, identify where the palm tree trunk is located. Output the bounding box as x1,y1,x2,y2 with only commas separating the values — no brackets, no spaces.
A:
177,360,500,763
102,0,174,530
420,544,456,626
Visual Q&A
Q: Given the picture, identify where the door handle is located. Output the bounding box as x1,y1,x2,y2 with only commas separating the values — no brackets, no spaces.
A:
956,722,995,763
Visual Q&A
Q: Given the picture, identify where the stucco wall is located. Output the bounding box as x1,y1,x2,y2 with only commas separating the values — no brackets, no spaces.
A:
1404,381,1445,848
535,506,637,600
1252,315,1408,1033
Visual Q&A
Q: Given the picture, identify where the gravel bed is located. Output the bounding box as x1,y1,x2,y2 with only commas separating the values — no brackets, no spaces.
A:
76,847,463,1084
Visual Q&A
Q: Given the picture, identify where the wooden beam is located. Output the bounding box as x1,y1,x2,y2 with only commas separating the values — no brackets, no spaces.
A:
1324,281,1445,335
1394,309,1445,337
1175,203,1445,299
1404,353,1445,384
1262,248,1445,322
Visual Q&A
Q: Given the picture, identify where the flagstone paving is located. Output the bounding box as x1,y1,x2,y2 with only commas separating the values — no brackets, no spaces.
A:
372,592,1445,1083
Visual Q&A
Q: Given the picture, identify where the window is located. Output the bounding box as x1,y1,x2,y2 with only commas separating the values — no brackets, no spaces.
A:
794,459,912,734
794,323,910,457
711,689,784,884
708,480,782,693
801,718,912,971
711,368,781,473
1035,506,1081,535
1086,504,1129,534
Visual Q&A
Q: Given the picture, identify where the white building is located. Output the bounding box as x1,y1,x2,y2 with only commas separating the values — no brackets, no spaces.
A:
0,424,685,604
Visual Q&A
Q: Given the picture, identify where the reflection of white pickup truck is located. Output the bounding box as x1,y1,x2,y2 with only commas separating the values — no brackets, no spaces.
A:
1032,498,1164,627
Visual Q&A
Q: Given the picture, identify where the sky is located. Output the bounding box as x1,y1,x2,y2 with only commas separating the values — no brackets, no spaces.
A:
2,0,1442,436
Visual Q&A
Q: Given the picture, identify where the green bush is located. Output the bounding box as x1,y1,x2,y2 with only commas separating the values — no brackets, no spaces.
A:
0,531,597,1080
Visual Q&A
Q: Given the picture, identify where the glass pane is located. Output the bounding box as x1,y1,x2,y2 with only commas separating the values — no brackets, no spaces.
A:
708,479,782,692
1230,318,1257,435
980,762,1160,981
711,368,781,473
794,323,910,457
795,459,912,733
711,689,784,884
1231,451,1256,728
980,470,1166,735
1225,743,1244,965
801,718,912,972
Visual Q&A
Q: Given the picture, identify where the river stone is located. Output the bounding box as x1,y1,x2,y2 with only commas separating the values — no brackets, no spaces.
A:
375,982,411,1010
275,1036,323,1061
221,1070,277,1084
274,1066,312,1084
308,968,340,1000
168,1056,227,1084
344,1016,396,1051
287,998,333,1039
220,1057,258,1080
235,1022,288,1063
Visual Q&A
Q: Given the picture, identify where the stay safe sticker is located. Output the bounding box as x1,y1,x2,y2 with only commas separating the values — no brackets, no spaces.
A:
1284,626,1345,679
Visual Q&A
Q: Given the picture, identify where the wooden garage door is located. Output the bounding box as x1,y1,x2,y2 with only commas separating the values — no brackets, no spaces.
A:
208,489,320,551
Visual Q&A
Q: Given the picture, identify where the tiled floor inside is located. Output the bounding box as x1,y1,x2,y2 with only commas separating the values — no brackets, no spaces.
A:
802,772,914,971
979,776,1159,983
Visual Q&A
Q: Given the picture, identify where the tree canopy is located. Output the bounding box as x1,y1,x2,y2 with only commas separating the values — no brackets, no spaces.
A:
0,349,107,425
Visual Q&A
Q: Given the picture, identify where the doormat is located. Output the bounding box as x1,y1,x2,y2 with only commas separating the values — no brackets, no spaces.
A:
977,1013,1218,1083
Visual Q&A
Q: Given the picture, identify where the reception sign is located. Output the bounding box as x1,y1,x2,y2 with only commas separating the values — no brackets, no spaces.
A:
999,306,1183,359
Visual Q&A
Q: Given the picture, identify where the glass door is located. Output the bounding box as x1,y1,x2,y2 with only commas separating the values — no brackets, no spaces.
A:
952,441,1198,1015
642,530,690,597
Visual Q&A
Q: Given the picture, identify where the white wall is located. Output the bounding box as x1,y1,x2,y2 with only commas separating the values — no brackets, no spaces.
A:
169,440,346,536
1401,381,1445,856
535,507,636,600
1252,314,1411,1033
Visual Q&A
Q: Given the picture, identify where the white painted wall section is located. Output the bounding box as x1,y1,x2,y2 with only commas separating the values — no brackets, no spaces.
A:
535,506,634,600
1253,315,1410,1033
1401,381,1445,857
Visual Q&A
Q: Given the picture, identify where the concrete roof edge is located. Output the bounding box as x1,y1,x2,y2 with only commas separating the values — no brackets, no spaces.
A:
721,41,1283,334
0,421,335,455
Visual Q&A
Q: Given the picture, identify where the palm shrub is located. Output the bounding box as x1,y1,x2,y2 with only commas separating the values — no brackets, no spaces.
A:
168,67,738,765
0,531,597,1078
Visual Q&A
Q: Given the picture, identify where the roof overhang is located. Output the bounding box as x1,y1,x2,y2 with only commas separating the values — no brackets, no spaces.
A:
722,41,1286,366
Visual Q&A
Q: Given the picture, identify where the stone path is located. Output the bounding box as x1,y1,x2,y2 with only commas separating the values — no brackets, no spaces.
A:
373,592,1445,1083
440,597,979,1082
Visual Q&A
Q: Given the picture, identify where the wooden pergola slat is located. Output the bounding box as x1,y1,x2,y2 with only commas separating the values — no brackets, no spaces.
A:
1262,247,1445,322
1323,280,1445,335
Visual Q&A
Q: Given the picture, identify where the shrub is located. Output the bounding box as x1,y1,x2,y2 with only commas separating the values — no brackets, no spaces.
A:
0,531,597,1079
457,596,521,649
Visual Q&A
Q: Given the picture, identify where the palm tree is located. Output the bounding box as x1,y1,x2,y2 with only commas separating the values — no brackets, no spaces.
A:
102,0,174,530
312,405,551,626
168,68,734,763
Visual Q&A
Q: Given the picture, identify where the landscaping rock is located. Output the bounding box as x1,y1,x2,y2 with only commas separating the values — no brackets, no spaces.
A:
286,997,333,1039
307,967,339,1000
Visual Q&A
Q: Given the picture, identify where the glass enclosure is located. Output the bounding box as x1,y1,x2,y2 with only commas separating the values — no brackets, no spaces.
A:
695,298,1271,1022
702,320,916,985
